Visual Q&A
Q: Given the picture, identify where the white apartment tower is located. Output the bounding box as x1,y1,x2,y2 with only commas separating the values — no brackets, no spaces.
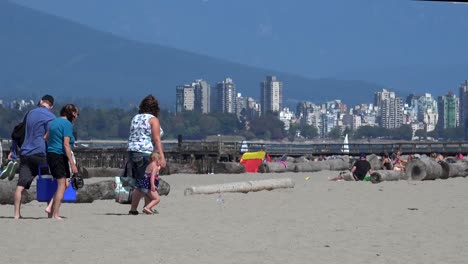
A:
176,84,195,113
376,89,403,129
260,75,283,115
214,78,237,114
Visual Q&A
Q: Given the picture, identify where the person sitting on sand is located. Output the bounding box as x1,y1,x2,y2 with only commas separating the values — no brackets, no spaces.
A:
382,153,393,170
329,153,373,181
136,151,161,215
393,151,406,171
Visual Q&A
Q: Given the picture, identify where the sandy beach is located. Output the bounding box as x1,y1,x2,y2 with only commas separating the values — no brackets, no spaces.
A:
1,171,468,264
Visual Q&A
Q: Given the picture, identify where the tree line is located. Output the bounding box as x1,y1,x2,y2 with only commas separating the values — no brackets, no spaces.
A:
0,104,464,141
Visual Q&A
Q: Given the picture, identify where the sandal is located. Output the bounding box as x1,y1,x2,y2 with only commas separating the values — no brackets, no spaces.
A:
128,210,139,215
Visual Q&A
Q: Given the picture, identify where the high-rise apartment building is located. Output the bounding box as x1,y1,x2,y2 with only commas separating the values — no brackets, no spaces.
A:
193,79,210,114
176,84,195,113
260,75,283,115
438,92,460,130
176,79,211,114
375,89,403,129
214,78,237,114
374,88,393,112
459,80,468,128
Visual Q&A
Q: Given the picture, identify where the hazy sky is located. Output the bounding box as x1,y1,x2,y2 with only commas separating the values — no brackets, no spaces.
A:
11,0,468,83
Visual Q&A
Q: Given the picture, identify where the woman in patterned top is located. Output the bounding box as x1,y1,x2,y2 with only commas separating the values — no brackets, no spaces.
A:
127,95,166,215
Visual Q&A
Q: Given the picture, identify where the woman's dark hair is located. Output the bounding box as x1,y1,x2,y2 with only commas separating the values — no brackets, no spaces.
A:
139,94,160,117
60,104,79,122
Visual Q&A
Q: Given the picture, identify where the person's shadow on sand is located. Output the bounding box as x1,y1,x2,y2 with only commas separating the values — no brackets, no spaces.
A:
0,216,45,220
101,213,133,216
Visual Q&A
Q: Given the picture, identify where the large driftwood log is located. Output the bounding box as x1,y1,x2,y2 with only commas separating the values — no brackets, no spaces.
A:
446,160,468,178
328,156,350,170
405,158,448,181
213,162,245,174
294,157,349,172
258,162,295,173
0,178,171,205
0,180,35,205
77,178,171,203
370,170,407,183
184,178,295,195
81,167,123,178
367,154,382,170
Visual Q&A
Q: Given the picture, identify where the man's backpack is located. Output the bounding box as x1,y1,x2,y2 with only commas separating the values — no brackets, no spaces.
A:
11,112,29,148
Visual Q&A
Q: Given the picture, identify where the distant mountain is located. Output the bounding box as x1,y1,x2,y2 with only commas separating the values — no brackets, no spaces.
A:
0,1,384,109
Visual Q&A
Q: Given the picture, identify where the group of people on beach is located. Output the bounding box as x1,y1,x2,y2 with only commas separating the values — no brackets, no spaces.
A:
330,149,466,181
1,94,166,219
0,95,79,219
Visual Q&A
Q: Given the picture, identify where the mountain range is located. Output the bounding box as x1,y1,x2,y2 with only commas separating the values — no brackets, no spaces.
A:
0,0,386,109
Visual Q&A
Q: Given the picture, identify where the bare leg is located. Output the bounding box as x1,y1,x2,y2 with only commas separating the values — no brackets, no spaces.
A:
46,198,54,218
144,191,160,212
14,186,25,219
52,178,67,220
144,195,150,207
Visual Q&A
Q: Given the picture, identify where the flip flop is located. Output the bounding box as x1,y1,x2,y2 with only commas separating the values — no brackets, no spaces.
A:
7,161,19,181
0,161,15,180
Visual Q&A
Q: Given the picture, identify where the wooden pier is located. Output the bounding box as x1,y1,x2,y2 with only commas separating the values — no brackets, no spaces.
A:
63,140,468,169
3,140,468,169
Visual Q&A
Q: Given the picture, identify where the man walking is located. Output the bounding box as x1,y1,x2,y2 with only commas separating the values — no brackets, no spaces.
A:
11,95,55,219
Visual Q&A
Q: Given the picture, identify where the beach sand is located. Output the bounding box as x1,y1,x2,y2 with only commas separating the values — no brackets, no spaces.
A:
1,171,468,264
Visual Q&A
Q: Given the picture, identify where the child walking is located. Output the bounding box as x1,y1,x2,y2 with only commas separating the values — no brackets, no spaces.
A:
141,151,161,215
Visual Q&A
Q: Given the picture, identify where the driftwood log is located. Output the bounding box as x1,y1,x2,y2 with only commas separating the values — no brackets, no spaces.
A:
294,161,330,172
184,178,295,195
370,170,407,183
81,167,123,178
367,154,382,170
446,160,468,178
294,157,349,172
213,162,245,174
258,161,295,173
0,180,35,205
405,158,449,181
0,178,171,205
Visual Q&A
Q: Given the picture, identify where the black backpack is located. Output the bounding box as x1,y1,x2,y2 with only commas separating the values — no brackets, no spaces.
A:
11,112,29,148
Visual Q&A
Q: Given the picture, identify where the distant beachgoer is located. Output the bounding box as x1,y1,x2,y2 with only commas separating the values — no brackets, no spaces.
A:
12,95,55,220
393,150,406,171
436,153,444,162
137,151,162,215
456,153,464,159
46,104,79,220
127,95,166,215
382,153,393,170
351,153,373,180
329,153,372,181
